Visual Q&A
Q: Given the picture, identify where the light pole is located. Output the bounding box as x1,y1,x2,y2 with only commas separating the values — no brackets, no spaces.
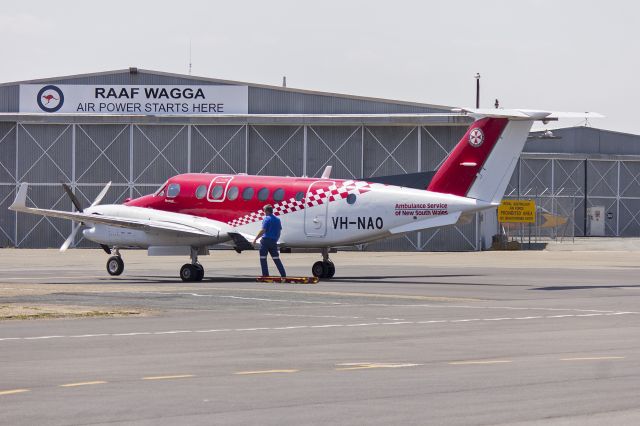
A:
474,73,481,108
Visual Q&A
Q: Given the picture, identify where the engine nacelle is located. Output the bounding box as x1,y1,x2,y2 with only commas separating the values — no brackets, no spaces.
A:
83,225,216,248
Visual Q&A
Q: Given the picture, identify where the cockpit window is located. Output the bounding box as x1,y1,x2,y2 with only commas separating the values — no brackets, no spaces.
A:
167,183,180,198
195,185,207,199
295,191,305,201
155,181,168,197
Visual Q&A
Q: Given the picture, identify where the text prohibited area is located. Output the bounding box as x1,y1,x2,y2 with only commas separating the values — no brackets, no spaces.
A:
498,200,536,223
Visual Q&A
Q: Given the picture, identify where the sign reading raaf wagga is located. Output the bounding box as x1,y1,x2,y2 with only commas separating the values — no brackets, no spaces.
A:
19,84,248,115
498,199,536,223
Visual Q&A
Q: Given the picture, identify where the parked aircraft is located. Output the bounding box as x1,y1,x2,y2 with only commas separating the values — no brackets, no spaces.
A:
9,109,600,281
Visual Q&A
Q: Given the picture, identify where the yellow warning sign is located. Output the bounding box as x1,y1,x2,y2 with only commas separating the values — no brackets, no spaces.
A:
498,200,536,223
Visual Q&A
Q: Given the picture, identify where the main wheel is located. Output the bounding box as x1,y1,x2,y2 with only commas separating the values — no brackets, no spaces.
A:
325,261,336,279
312,261,327,278
194,263,204,281
180,264,198,282
106,256,124,276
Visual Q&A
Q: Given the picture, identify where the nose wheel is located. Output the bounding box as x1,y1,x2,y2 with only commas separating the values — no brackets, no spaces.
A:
106,255,124,276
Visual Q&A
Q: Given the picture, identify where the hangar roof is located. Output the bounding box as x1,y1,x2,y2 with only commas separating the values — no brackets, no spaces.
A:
0,68,452,115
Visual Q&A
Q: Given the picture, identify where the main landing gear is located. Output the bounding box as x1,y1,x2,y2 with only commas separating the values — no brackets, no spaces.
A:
106,248,124,276
312,248,335,279
180,247,204,282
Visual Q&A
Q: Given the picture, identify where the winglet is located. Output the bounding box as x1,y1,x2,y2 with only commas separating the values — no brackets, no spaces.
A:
9,183,28,211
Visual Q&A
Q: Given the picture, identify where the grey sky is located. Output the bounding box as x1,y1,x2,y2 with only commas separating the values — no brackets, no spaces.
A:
1,1,637,134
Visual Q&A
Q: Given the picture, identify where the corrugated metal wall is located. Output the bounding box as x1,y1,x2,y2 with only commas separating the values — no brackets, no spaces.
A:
506,156,640,237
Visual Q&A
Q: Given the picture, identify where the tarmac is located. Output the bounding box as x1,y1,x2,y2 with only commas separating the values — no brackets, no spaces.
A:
1,244,640,425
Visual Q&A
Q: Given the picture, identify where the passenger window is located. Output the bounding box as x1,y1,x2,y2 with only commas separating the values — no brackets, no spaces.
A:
195,185,207,199
295,191,305,201
258,188,269,201
167,183,180,198
242,187,254,200
211,185,224,200
227,186,239,201
347,193,357,205
273,188,285,202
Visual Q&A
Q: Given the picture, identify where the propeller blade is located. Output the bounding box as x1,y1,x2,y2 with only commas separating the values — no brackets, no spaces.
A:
90,181,112,208
61,183,83,213
60,222,81,252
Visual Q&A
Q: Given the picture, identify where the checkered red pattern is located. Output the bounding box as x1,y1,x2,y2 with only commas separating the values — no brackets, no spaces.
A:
227,180,371,227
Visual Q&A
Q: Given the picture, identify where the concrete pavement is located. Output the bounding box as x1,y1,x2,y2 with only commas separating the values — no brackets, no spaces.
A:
1,248,640,425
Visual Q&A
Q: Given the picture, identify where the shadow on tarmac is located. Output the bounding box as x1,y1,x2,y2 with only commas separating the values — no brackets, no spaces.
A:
532,285,640,291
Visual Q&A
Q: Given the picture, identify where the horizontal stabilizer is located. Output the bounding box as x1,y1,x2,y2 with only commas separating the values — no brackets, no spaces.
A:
453,108,604,121
366,171,436,190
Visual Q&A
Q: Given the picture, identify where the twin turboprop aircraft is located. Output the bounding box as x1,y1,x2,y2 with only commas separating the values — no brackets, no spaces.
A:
9,109,600,281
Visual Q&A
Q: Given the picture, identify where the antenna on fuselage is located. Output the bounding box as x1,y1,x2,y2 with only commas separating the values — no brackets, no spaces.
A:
321,166,332,179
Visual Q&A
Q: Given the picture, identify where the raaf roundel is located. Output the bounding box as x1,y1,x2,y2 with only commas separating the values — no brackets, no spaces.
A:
9,108,602,281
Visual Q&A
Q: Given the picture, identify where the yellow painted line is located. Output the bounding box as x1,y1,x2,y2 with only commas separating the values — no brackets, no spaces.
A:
60,381,107,387
561,356,625,361
142,374,195,380
448,360,513,365
234,369,299,375
0,389,30,396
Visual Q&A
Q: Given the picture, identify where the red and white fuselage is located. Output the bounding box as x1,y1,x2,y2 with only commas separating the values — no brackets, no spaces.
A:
83,174,492,249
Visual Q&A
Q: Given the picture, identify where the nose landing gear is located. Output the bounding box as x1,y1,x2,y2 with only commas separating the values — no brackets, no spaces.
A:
106,248,124,276
312,248,335,279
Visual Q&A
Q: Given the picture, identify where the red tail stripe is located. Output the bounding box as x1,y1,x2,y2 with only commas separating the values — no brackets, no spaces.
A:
427,117,508,197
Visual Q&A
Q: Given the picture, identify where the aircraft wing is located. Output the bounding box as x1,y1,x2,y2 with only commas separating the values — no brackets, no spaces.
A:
9,183,216,238
227,232,255,251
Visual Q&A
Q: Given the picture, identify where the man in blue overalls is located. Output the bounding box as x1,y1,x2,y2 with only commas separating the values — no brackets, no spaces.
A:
253,204,287,278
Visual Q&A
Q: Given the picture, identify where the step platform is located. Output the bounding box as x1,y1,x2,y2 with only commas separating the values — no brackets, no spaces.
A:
256,276,319,284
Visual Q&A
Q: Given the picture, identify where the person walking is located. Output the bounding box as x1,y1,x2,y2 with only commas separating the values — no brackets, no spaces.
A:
253,204,287,278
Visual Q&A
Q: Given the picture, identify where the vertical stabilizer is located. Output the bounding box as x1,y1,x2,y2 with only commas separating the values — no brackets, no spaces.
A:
427,116,534,203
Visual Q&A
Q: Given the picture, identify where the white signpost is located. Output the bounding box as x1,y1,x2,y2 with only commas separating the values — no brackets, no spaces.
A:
19,84,249,115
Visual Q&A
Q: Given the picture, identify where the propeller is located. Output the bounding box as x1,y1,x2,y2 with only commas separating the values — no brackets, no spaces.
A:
59,181,112,252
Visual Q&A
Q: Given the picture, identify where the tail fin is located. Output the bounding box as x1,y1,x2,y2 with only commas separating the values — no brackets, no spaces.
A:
426,114,533,203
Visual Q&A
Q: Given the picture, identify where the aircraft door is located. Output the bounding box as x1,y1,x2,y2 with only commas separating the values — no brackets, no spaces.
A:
304,180,334,237
207,176,234,202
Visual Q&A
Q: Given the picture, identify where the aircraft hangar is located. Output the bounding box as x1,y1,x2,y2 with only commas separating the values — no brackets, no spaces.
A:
1,68,639,250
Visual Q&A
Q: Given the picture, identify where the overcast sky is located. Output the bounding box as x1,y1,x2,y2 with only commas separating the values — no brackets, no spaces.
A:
1,1,637,134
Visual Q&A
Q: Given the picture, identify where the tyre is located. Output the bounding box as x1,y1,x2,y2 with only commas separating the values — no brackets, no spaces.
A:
180,264,197,282
312,261,327,278
106,256,124,276
194,263,204,281
325,261,335,279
